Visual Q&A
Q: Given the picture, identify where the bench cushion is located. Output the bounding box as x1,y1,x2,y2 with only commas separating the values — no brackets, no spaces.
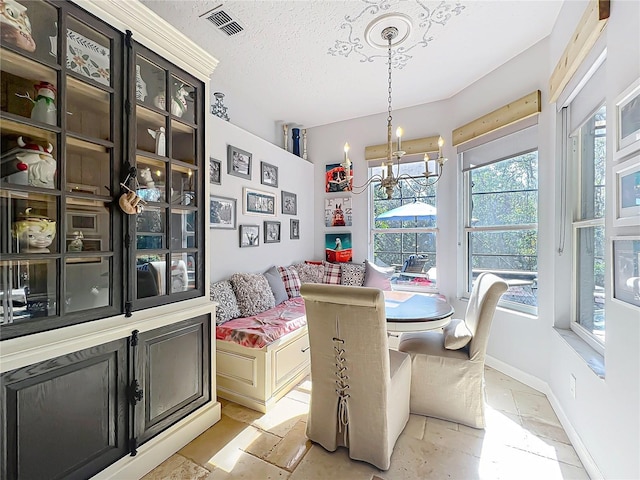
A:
216,297,306,348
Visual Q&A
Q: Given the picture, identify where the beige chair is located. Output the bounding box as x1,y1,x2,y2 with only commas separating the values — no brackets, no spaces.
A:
398,272,508,429
300,283,411,471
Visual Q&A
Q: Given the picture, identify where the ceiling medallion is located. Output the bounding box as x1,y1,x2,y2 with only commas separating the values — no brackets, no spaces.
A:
328,0,466,69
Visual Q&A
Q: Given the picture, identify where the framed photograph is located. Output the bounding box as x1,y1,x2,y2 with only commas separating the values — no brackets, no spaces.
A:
264,221,281,243
210,195,237,229
281,190,297,215
239,224,259,247
260,161,278,188
210,157,221,185
325,163,353,192
612,236,640,308
227,145,252,179
325,196,353,227
613,155,640,226
67,212,98,233
325,232,352,263
290,219,300,240
243,187,276,216
616,78,640,159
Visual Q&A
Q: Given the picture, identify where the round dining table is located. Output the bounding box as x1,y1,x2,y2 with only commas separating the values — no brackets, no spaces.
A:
383,290,454,332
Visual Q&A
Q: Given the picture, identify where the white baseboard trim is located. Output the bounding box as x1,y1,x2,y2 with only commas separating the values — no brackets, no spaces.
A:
91,401,221,480
485,356,602,480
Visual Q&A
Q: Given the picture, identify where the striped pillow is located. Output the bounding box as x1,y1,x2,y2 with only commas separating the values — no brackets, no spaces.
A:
277,265,302,298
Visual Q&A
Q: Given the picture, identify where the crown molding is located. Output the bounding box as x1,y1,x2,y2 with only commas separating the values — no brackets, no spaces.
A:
71,0,219,80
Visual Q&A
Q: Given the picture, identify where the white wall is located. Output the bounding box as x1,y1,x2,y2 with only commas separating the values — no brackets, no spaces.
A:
306,2,639,478
208,115,315,281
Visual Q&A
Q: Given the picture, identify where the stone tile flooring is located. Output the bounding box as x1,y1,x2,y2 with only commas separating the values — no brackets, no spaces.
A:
143,367,588,479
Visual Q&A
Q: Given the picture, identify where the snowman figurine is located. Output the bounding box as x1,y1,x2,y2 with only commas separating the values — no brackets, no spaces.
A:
16,82,57,125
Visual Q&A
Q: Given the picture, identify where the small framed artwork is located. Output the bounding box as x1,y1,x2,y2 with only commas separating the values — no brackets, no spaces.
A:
325,196,353,227
290,219,300,240
612,236,640,308
325,163,353,192
264,221,281,243
325,232,352,263
243,187,276,216
227,145,252,179
613,155,640,226
67,212,98,234
210,157,221,185
210,195,237,229
615,77,640,159
281,190,297,215
239,224,260,247
260,161,278,188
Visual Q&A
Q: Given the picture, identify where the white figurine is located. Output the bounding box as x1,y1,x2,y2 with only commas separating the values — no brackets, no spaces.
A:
12,137,57,189
16,82,57,125
147,127,166,156
68,231,84,251
12,209,56,253
139,167,155,187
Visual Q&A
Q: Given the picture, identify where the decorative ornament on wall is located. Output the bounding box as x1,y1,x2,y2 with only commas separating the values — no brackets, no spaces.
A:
211,92,230,121
327,0,466,69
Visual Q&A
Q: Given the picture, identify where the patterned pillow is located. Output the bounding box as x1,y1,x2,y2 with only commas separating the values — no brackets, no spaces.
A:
292,262,324,284
341,263,365,286
323,261,342,284
277,265,302,298
210,281,241,325
230,273,276,317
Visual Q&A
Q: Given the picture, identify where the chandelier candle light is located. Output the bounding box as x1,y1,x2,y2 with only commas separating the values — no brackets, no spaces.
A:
342,17,447,199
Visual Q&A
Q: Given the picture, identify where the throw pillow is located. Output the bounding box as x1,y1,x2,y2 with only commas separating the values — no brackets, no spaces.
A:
277,265,302,298
305,260,323,265
210,280,241,325
230,273,276,317
264,265,289,305
443,318,473,350
323,261,342,284
363,259,394,290
292,262,324,284
341,262,365,286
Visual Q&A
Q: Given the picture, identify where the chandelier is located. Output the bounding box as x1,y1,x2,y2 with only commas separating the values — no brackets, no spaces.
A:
341,19,447,200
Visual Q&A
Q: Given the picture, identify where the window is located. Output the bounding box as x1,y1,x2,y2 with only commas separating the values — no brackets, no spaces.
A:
371,161,437,291
462,126,539,313
570,105,606,345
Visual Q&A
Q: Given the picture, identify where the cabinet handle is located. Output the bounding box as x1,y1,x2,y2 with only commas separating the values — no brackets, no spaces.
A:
301,346,310,353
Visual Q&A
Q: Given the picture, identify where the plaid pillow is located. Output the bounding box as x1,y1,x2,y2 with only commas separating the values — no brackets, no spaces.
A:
341,263,365,286
323,261,342,285
277,265,302,298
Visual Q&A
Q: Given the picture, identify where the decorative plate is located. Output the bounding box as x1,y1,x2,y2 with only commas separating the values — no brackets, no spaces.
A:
66,29,110,86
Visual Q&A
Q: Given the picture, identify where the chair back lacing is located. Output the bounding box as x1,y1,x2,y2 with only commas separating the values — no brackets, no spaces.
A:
333,316,350,445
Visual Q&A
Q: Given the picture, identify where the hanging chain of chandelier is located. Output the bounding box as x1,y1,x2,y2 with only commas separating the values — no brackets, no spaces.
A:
341,26,447,200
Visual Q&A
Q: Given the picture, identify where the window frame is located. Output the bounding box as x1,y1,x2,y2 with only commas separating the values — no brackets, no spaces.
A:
461,142,539,316
568,104,606,353
368,161,439,293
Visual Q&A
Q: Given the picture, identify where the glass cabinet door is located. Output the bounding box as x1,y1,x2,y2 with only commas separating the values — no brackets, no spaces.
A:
132,44,203,306
1,1,122,339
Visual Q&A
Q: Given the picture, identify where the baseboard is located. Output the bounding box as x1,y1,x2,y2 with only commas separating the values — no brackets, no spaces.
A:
90,401,221,480
485,355,602,480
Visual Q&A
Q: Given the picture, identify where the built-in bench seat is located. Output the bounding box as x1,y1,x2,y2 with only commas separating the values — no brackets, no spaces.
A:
215,298,310,413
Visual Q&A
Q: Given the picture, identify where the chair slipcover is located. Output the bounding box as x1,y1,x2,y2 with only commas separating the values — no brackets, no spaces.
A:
398,272,508,428
300,284,411,471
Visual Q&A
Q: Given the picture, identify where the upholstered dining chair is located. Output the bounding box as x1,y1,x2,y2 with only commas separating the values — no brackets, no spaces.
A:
398,272,508,429
300,283,411,471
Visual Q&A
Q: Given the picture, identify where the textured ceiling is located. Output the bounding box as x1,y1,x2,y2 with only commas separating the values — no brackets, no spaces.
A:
140,0,562,128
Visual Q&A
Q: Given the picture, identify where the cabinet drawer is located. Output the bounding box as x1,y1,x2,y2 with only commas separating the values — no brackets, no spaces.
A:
273,331,309,390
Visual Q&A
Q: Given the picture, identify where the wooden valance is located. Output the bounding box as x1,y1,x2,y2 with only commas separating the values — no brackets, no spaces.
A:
365,135,440,161
548,0,610,103
452,90,541,147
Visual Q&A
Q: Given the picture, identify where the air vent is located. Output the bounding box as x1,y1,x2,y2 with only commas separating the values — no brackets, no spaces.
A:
202,6,244,36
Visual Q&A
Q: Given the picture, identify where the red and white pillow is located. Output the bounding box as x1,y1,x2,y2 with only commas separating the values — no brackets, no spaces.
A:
277,265,302,298
322,261,342,285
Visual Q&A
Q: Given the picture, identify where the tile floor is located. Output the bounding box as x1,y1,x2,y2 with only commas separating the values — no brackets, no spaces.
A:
143,367,588,479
